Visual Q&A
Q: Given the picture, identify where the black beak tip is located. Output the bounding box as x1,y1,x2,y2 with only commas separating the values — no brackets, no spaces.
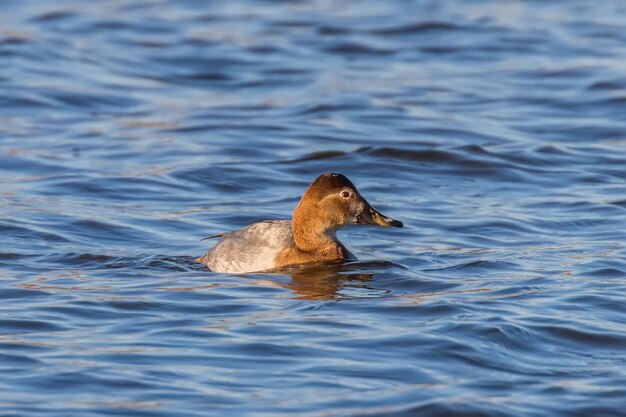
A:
391,219,403,228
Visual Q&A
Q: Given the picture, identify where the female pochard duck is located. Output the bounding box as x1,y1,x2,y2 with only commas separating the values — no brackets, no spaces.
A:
197,173,403,273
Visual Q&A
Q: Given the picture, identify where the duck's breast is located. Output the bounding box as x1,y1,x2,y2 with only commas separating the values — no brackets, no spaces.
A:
203,220,293,273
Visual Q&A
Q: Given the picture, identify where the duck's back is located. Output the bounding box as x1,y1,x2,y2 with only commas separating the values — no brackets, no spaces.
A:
198,220,293,273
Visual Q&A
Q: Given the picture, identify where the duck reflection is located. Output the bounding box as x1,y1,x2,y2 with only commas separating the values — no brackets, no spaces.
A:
258,261,388,300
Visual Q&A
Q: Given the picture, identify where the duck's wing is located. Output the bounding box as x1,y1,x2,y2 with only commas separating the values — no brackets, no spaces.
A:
201,233,225,241
199,220,293,273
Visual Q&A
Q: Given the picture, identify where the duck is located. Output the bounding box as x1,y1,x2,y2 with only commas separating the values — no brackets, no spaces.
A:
197,172,403,273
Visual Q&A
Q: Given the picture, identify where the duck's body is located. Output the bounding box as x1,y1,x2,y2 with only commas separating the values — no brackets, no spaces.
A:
197,219,356,273
197,173,402,274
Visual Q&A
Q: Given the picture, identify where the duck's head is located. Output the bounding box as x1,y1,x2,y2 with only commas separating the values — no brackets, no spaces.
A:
294,173,403,232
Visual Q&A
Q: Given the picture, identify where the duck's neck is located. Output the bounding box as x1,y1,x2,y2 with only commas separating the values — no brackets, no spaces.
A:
291,204,346,260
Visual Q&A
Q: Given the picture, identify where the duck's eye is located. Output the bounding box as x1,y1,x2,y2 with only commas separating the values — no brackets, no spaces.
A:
341,191,350,198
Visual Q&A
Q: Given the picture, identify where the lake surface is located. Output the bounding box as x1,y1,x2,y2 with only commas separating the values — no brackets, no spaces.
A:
1,1,626,416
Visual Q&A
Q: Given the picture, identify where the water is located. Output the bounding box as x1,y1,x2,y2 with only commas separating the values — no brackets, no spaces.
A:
1,1,626,416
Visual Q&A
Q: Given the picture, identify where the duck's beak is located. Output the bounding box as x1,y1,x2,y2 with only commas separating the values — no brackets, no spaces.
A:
356,199,403,228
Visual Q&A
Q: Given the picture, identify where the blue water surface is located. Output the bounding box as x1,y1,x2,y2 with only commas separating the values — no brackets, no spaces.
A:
1,1,625,416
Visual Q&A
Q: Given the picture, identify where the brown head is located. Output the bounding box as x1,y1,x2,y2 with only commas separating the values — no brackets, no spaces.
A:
291,173,402,251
